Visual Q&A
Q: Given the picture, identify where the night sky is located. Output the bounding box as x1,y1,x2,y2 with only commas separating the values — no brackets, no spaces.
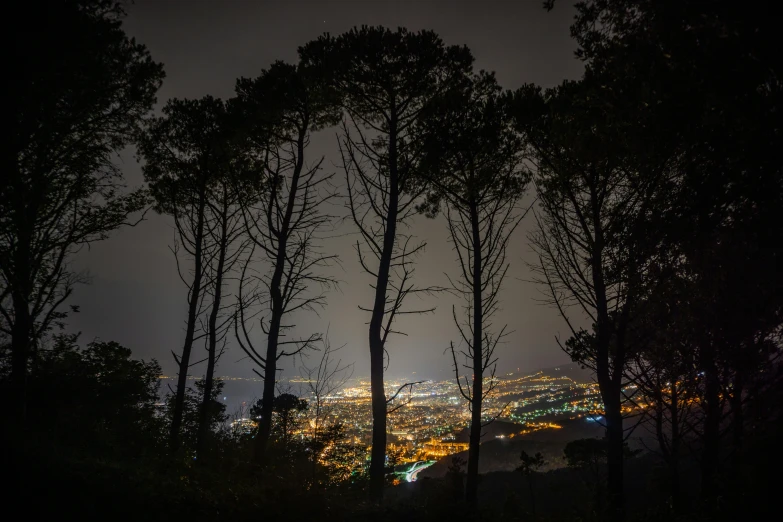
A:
66,0,585,382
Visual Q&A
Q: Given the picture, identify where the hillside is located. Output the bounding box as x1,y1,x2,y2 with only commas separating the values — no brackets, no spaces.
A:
534,363,594,383
419,418,606,478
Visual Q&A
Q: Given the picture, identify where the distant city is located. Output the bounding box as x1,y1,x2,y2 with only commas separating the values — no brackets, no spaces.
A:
160,365,615,480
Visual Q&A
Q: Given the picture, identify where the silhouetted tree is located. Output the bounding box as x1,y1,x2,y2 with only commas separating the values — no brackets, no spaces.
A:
565,437,608,515
165,377,227,456
517,450,545,516
308,423,358,485
25,334,163,456
564,437,640,518
513,76,676,521
625,277,700,513
249,391,308,463
299,330,353,485
300,26,473,502
560,0,783,509
419,72,530,505
233,61,340,468
139,96,235,452
273,393,309,451
3,0,163,423
447,455,467,501
194,150,248,460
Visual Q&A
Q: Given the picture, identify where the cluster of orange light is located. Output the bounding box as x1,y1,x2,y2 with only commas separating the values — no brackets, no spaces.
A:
417,437,470,459
501,421,563,439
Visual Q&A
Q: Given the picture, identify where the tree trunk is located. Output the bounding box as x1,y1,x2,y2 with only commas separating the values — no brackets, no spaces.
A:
254,122,308,468
730,372,744,474
169,191,207,452
591,212,624,521
528,476,536,516
605,393,625,522
670,451,681,513
368,333,388,502
589,196,626,521
701,357,721,503
311,402,321,484
196,193,229,459
196,352,217,459
282,410,289,450
465,202,483,506
10,220,33,426
368,111,399,504
669,381,681,512
11,293,31,426
254,297,281,466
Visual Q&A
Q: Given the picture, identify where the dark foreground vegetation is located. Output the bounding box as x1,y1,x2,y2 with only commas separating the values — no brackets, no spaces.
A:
4,1,781,520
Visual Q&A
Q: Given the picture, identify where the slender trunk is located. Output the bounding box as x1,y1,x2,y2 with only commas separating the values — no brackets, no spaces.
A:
255,122,308,467
593,455,605,515
169,190,208,452
730,373,744,472
282,412,289,450
196,194,229,459
311,401,321,484
11,293,31,426
369,334,388,501
589,190,624,521
254,286,281,466
196,355,217,459
10,218,33,426
728,370,744,507
528,476,536,516
701,355,721,503
368,110,399,504
605,392,625,522
465,202,483,506
669,381,681,512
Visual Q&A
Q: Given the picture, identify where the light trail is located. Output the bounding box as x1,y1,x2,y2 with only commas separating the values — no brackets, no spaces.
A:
404,460,436,482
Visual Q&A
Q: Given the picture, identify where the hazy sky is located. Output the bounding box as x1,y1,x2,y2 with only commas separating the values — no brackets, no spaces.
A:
67,0,586,382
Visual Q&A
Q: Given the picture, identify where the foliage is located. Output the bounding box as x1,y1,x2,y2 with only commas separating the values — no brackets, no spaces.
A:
512,68,674,522
310,423,366,486
270,393,309,445
140,96,240,216
517,450,545,476
21,334,164,457
560,0,783,511
164,378,228,457
446,455,467,500
3,0,163,413
564,438,608,473
234,60,342,136
517,450,545,516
